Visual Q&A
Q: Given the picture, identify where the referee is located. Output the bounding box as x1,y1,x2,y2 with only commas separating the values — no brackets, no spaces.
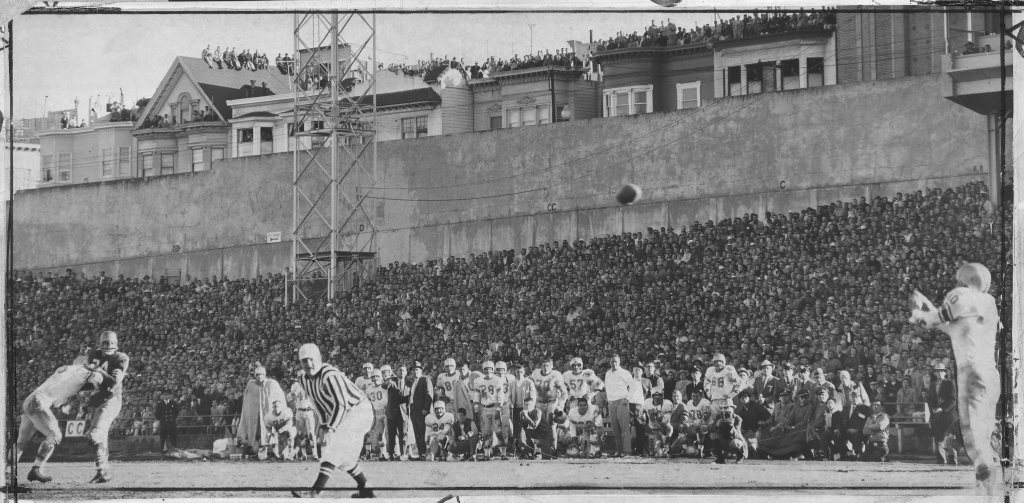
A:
291,343,374,499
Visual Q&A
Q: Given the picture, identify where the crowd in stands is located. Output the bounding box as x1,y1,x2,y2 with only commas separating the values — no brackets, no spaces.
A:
137,106,221,129
959,39,1015,55
201,45,273,72
12,180,1011,461
383,49,584,81
596,8,837,51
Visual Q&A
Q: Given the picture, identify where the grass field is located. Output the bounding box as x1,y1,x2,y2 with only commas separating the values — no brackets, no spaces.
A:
6,457,1002,502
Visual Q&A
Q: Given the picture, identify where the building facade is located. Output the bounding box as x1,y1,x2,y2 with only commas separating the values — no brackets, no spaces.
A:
35,121,135,187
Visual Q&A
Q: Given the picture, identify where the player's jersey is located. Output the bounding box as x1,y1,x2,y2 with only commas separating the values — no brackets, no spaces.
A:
265,407,294,432
565,369,603,399
567,405,603,437
704,365,740,401
33,364,94,407
936,287,1000,372
685,399,713,426
643,398,675,429
354,375,373,394
290,390,313,411
425,411,455,437
466,370,483,404
498,374,516,407
530,369,566,405
436,372,463,403
364,383,389,414
86,349,129,400
474,376,507,407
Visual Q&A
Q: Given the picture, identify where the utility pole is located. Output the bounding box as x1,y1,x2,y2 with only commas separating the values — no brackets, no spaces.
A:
528,23,535,55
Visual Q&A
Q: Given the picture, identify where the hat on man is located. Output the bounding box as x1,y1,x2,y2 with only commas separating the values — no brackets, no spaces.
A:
783,362,795,370
760,360,773,368
933,363,947,372
412,361,423,369
798,389,810,398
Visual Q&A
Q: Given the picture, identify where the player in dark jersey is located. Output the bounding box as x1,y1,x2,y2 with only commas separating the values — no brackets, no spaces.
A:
83,331,129,483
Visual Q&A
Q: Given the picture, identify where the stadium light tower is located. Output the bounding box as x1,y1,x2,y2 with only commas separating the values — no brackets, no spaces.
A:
291,12,379,302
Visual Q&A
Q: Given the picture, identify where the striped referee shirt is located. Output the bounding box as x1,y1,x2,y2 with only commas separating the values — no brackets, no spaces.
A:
297,364,366,430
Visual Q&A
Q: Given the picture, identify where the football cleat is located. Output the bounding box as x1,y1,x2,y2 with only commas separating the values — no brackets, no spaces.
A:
291,489,319,498
89,469,112,483
27,467,52,483
351,488,375,498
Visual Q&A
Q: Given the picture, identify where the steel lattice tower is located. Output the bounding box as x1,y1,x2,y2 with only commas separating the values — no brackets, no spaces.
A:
291,12,378,302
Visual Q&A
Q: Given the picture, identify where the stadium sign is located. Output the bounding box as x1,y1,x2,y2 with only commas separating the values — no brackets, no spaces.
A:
267,231,282,244
65,420,87,437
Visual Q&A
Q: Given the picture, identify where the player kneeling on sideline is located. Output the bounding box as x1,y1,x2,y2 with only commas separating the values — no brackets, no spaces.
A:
265,399,297,460
519,397,553,459
643,391,674,458
450,408,480,461
291,343,374,499
714,404,747,464
566,397,603,458
426,400,455,461
12,352,103,485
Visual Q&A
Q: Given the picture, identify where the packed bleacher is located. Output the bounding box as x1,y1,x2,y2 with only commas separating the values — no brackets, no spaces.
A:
12,180,1011,461
595,8,838,51
201,45,273,72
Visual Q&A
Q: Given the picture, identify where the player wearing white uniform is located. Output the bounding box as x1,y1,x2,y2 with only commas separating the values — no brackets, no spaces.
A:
910,263,1002,496
474,361,509,459
494,361,516,459
564,357,604,409
354,362,374,394
14,354,102,484
425,401,455,460
292,343,374,499
643,391,675,457
436,358,471,416
566,397,604,458
531,358,568,418
704,353,741,421
363,370,389,460
264,399,297,460
683,391,714,456
289,382,316,460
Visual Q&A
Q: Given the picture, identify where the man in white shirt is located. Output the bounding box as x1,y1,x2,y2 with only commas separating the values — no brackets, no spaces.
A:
603,354,634,458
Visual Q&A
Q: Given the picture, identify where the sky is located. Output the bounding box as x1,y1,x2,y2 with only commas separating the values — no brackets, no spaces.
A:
11,10,720,119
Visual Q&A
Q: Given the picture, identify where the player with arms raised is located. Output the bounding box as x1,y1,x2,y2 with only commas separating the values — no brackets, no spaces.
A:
704,353,741,421
564,357,604,409
909,263,1002,495
83,330,128,483
13,352,103,485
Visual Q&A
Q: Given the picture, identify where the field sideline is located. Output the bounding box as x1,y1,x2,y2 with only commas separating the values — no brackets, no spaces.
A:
6,458,1001,502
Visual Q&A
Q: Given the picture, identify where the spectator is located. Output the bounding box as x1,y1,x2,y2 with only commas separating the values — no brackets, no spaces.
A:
604,354,633,458
155,392,180,456
408,361,433,460
861,401,891,462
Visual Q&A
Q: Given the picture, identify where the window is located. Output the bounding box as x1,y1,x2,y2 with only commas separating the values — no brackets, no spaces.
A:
160,153,174,175
41,155,53,182
260,127,274,142
58,153,71,182
211,147,224,163
603,85,653,117
504,105,550,128
676,82,702,110
807,57,824,88
191,148,204,172
288,122,305,136
239,128,254,143
142,154,154,177
727,66,742,96
746,64,763,94
117,147,130,176
101,148,112,177
507,109,520,128
179,95,191,123
489,116,502,129
401,116,428,139
780,59,800,91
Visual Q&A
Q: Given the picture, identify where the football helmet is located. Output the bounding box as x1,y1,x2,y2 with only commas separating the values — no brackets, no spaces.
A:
99,331,118,356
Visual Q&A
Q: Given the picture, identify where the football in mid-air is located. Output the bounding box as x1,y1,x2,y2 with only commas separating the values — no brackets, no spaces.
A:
616,183,643,205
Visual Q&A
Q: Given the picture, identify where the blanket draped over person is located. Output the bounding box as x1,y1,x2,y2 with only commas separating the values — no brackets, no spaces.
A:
237,375,286,448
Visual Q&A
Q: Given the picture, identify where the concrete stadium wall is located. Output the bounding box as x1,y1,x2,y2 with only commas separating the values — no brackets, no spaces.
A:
13,74,998,276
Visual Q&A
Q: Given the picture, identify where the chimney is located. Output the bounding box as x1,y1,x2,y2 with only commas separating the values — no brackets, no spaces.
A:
262,82,268,96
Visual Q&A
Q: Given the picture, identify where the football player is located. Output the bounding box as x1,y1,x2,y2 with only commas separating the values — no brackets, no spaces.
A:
494,361,516,459
14,353,102,484
354,363,374,394
436,358,472,416
531,357,567,420
567,396,604,458
289,382,316,460
363,369,389,460
910,263,1002,495
564,357,604,411
83,330,129,483
643,390,675,457
684,389,714,457
474,361,508,460
264,399,296,460
425,400,455,461
704,353,740,422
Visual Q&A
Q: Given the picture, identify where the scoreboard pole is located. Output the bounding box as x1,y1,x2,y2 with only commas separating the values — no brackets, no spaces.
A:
1012,8,1023,490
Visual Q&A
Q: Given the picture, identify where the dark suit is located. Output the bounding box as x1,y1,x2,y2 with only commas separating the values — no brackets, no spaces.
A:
408,375,433,457
155,399,181,452
383,377,408,458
